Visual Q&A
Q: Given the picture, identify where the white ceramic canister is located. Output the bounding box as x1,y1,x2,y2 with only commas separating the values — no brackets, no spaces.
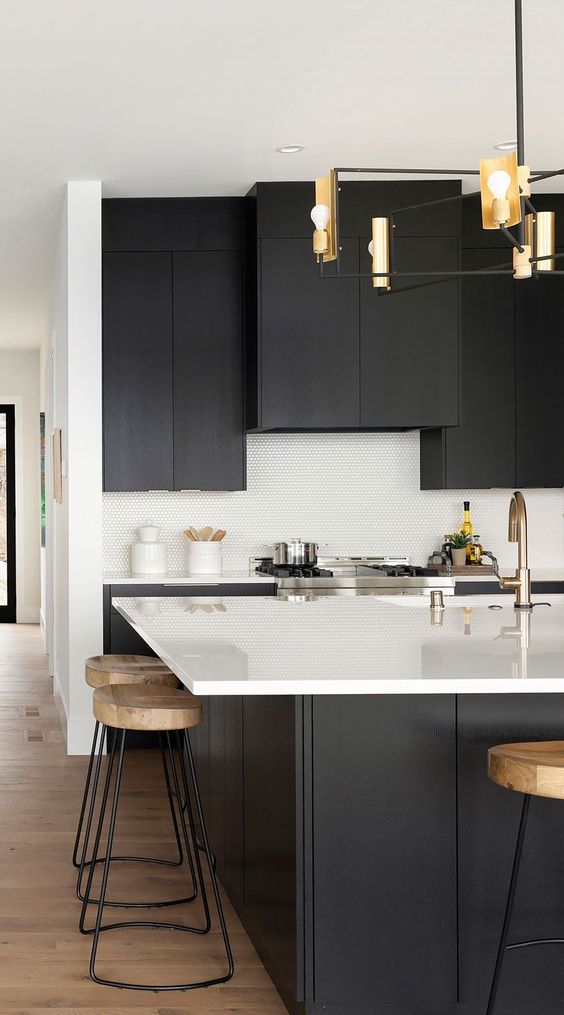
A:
131,523,168,575
186,540,223,575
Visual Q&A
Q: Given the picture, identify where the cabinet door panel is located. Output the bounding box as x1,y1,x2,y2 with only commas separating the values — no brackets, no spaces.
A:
516,262,564,487
458,694,564,1004
103,252,173,491
173,252,245,490
243,696,298,1001
421,247,515,488
259,239,360,429
312,695,457,1004
360,237,459,427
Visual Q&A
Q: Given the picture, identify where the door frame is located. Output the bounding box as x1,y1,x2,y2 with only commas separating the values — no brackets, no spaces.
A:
0,403,16,622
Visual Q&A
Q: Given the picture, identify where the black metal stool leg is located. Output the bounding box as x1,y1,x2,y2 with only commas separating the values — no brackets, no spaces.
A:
86,727,233,991
77,730,197,909
79,727,118,934
90,729,127,980
486,793,531,1015
72,720,101,868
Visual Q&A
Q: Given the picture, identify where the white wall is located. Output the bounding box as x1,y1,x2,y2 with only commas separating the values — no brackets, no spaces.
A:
46,182,103,753
103,432,564,574
0,350,40,622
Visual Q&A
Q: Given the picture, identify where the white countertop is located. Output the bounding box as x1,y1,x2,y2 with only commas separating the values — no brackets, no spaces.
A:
113,593,564,695
104,571,275,586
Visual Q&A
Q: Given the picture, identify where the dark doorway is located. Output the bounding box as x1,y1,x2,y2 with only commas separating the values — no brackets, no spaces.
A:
0,405,16,622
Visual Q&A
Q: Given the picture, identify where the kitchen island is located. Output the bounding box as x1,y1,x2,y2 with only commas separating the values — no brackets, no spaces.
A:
113,593,564,1015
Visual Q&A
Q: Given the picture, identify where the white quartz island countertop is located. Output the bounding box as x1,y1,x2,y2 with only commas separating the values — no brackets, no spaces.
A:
113,593,564,695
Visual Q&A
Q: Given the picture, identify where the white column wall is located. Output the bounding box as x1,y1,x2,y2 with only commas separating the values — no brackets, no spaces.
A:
48,182,103,753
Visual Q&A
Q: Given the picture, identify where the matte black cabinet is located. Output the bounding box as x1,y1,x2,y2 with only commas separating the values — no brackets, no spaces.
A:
103,252,174,491
421,193,564,489
360,236,459,428
247,181,461,432
102,199,246,492
420,245,515,489
515,257,564,487
258,238,360,429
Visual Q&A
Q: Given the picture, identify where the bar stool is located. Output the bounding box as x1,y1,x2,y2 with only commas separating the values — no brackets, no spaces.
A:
74,655,187,910
79,683,233,991
486,740,564,1014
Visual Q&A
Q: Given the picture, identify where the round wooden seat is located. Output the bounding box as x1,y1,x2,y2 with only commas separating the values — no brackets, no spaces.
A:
488,741,564,799
93,683,202,731
85,654,178,689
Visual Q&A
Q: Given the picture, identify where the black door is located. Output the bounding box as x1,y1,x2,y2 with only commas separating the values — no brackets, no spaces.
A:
0,405,16,622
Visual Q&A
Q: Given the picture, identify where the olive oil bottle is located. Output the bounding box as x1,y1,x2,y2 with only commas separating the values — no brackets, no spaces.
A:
461,501,473,560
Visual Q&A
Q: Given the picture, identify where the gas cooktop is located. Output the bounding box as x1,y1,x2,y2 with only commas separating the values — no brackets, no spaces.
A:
254,556,456,595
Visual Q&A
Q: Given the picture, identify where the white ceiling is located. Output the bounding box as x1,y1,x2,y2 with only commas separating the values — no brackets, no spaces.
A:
0,0,562,350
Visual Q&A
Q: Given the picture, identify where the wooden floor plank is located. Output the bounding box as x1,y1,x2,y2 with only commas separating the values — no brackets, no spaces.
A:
0,624,286,1013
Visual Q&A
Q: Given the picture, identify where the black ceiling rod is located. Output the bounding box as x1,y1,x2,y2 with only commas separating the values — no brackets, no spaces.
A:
333,167,481,176
515,0,526,246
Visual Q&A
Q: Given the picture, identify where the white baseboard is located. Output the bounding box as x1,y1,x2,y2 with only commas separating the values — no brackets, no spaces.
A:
66,716,97,756
52,676,96,755
17,605,40,624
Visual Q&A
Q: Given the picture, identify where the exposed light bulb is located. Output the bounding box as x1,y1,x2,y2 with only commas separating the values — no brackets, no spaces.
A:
487,169,511,199
368,240,374,257
310,204,330,230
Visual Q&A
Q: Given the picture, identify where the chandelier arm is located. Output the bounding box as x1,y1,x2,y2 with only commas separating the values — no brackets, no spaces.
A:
530,251,564,264
499,225,524,253
528,169,564,183
318,262,515,280
522,195,536,215
388,189,480,218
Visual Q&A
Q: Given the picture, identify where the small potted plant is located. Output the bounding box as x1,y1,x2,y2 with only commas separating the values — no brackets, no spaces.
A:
451,532,469,567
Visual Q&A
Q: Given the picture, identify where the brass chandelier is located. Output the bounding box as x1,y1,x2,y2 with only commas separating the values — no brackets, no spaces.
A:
310,0,562,293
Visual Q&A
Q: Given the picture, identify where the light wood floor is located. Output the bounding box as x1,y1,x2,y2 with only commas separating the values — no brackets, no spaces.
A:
0,624,286,1013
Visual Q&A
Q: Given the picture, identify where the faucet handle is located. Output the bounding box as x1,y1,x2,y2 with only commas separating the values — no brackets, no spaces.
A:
481,550,500,578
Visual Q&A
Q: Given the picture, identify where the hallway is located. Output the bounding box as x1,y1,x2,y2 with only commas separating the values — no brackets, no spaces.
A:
0,623,285,1012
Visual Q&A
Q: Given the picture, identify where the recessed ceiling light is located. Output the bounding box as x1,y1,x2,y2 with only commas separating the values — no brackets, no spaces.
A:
494,140,517,151
276,144,305,154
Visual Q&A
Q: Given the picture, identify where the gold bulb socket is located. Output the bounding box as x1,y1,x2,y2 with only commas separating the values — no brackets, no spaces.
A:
525,211,555,271
513,243,532,280
492,197,510,226
312,228,329,256
371,217,391,291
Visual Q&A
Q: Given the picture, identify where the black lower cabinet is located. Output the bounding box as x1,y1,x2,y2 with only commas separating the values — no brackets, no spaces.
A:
310,695,457,1006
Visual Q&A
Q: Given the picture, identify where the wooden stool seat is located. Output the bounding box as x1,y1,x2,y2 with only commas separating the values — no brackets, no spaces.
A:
85,654,178,689
93,683,202,732
489,741,564,799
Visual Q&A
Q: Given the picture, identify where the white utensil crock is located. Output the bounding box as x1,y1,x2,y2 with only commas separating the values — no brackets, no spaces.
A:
186,541,223,575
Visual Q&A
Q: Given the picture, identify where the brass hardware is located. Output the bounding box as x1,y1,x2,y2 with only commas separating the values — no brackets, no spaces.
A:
518,164,531,197
525,210,555,271
479,152,522,229
513,243,532,279
497,491,532,609
371,217,391,291
314,171,337,261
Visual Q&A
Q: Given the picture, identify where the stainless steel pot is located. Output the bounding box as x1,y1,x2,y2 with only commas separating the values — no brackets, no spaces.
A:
273,540,318,566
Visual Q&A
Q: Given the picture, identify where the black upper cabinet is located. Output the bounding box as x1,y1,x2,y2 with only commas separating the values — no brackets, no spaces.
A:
102,199,246,492
103,252,174,492
420,247,516,489
361,237,459,428
173,252,245,490
247,181,461,431
516,261,564,487
258,238,360,429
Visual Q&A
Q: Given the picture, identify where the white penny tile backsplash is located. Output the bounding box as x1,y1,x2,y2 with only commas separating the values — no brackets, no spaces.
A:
103,432,564,573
